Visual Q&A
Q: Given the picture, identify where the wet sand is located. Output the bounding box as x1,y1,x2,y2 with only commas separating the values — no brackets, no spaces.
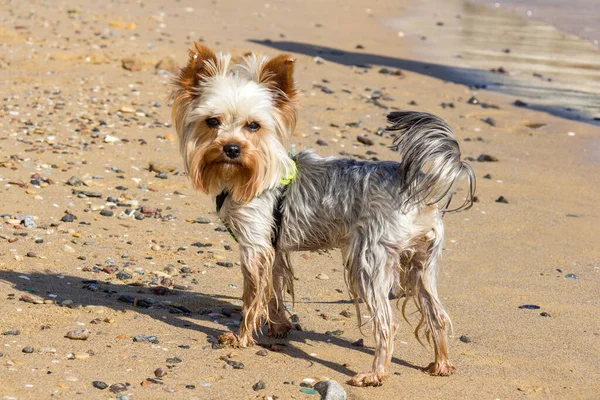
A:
1,0,599,399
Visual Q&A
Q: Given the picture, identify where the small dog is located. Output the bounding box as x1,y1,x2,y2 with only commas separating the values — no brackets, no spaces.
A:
170,43,475,387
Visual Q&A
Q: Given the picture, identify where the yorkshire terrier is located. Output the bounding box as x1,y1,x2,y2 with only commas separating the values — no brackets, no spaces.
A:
170,43,475,387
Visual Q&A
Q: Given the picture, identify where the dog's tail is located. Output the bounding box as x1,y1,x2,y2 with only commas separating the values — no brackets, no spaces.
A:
387,111,475,213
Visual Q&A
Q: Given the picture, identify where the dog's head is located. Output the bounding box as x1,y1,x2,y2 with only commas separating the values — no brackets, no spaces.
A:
170,43,298,203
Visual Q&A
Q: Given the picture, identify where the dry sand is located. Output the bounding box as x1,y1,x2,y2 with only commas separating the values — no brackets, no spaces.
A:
1,0,599,399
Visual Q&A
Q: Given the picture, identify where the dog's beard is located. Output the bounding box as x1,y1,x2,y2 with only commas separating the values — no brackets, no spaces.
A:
188,141,263,203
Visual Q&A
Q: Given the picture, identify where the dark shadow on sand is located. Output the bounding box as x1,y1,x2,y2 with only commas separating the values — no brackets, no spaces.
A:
0,270,422,378
249,39,600,126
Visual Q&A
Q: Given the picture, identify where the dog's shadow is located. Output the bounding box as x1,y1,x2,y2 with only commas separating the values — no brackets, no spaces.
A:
0,269,421,377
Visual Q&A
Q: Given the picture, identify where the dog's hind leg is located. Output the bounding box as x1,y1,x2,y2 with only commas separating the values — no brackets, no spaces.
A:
403,221,455,376
345,234,399,387
268,252,294,338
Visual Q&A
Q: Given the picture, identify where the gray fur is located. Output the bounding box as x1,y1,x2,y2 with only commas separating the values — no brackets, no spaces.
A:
219,110,473,383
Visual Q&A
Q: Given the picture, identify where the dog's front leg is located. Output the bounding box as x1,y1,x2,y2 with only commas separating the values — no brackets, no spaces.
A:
220,246,275,348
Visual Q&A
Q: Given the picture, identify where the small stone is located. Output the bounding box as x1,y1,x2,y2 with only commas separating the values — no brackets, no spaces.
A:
313,56,325,64
22,215,35,228
565,273,579,280
316,273,329,280
339,310,353,318
325,330,343,337
459,335,471,343
122,57,142,71
216,261,234,268
483,174,492,179
316,139,328,146
22,346,34,353
155,172,168,179
356,136,373,146
61,299,74,308
2,329,20,336
256,349,268,356
540,312,551,317
477,154,498,162
109,383,128,393
119,105,135,113
300,387,319,395
193,216,210,224
482,117,496,127
518,304,540,310
166,357,183,364
100,209,114,217
149,162,177,173
351,338,364,347
467,96,479,105
92,381,108,390
67,176,83,186
154,368,167,378
514,99,528,107
314,380,347,400
495,196,509,204
252,380,266,391
65,329,90,340
116,270,132,280
61,213,76,223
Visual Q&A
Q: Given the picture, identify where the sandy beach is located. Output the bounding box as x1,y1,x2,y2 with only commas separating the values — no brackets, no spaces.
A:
1,0,599,399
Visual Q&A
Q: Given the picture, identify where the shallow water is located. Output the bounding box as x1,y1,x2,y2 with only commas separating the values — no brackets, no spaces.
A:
383,0,600,125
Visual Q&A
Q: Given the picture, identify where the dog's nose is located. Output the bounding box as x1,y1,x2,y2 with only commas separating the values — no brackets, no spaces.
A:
223,143,241,159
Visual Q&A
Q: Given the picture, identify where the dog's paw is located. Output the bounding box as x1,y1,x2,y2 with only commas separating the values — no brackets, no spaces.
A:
348,372,384,387
425,359,456,376
268,322,293,338
218,332,240,348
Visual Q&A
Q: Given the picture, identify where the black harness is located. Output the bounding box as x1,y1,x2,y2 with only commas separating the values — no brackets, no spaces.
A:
216,187,286,247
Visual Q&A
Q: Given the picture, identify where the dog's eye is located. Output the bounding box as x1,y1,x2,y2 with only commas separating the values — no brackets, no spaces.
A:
246,122,261,132
206,117,220,128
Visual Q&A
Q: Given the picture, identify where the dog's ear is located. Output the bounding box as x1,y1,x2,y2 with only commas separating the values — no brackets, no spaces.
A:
259,54,298,106
171,44,220,133
176,43,218,93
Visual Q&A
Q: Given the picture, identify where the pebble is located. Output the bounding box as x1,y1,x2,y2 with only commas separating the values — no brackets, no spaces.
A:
133,334,159,344
477,154,499,162
149,162,177,173
316,139,328,146
65,329,90,340
252,380,266,391
518,304,540,310
356,136,373,146
109,383,128,393
166,357,182,364
314,380,347,400
482,117,496,127
325,330,343,337
540,312,551,317
316,273,329,280
61,213,76,223
100,209,114,217
22,215,35,228
300,387,319,395
313,56,325,64
3,329,20,335
154,368,167,378
67,176,83,186
495,196,509,204
565,273,579,280
459,335,471,343
92,381,108,390
351,338,364,347
22,346,34,353
256,349,268,356
122,57,142,71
